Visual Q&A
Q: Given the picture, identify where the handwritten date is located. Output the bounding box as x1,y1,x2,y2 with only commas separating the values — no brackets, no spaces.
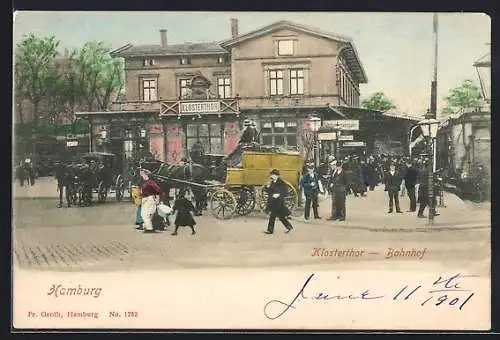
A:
263,272,478,320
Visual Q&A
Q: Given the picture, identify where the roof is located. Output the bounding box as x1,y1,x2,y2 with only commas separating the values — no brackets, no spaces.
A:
111,42,228,58
220,20,368,84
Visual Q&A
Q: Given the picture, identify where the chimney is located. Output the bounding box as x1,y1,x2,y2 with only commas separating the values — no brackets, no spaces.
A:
160,29,168,48
231,18,239,38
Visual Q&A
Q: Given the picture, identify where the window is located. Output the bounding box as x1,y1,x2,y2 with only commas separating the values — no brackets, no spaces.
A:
269,70,284,96
217,77,231,98
180,57,191,65
278,40,294,56
142,79,157,101
217,56,226,64
290,69,304,95
185,123,224,154
260,120,297,149
179,79,191,98
143,59,155,66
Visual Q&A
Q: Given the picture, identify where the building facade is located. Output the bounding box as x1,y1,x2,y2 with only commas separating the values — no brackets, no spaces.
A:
76,19,413,165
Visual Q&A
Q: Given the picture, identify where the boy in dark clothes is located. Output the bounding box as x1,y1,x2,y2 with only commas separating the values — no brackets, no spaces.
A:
171,190,197,236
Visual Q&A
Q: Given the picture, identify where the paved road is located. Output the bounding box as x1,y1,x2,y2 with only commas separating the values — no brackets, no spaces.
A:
12,184,490,273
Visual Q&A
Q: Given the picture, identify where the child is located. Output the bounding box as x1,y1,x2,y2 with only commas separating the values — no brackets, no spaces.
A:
171,189,197,236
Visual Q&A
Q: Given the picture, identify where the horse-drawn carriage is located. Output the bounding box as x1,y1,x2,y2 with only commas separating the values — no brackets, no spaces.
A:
143,144,303,220
76,152,125,202
209,150,303,219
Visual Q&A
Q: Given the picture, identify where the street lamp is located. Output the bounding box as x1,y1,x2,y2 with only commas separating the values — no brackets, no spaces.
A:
309,116,321,167
417,117,440,225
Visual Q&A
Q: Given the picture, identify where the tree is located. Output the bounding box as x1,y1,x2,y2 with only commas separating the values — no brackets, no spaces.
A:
361,92,396,112
77,41,124,111
441,79,483,115
15,34,60,127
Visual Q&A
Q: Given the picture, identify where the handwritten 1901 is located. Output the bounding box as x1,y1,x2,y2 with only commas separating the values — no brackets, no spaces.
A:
263,273,477,320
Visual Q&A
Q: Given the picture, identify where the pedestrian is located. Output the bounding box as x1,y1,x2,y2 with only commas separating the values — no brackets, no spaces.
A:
403,160,418,212
171,189,197,236
384,162,403,213
299,160,321,222
139,168,162,233
417,167,439,218
264,169,293,234
325,156,337,220
327,160,349,221
365,157,377,191
131,184,144,230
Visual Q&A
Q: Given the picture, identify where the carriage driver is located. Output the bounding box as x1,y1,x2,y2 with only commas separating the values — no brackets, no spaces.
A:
139,168,162,233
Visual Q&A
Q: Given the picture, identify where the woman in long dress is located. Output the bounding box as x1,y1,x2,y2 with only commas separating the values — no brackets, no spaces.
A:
171,189,197,236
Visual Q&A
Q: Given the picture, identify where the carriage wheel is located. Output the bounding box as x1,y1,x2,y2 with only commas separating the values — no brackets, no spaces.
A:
210,188,237,220
235,186,256,216
97,181,107,203
258,180,298,215
115,175,124,202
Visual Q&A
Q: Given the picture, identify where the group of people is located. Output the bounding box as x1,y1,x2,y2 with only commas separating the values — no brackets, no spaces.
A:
15,156,36,187
296,152,442,225
132,168,198,236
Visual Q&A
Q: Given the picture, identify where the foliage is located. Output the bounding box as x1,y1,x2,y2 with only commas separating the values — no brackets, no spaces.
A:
441,79,483,115
361,92,396,112
77,41,124,110
15,34,60,124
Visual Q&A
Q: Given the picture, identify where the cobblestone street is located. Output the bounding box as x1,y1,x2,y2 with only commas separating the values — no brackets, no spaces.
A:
12,179,490,273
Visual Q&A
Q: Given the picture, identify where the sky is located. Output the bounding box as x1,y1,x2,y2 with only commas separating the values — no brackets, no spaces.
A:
13,11,491,117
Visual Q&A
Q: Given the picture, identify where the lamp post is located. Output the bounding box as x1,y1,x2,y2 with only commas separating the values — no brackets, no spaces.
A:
417,117,440,225
309,116,321,167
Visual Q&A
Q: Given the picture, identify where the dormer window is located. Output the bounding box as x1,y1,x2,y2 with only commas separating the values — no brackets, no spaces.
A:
180,57,191,65
143,58,155,66
278,40,294,56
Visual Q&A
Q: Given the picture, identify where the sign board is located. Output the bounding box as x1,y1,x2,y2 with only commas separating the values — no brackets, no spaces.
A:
339,135,354,141
318,132,337,141
180,101,220,114
323,120,359,130
66,141,78,147
342,141,365,147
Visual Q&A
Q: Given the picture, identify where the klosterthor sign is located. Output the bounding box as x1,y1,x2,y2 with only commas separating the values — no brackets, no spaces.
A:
180,101,221,113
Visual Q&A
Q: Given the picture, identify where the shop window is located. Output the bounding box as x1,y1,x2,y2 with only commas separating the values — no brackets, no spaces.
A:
260,120,297,148
185,123,224,154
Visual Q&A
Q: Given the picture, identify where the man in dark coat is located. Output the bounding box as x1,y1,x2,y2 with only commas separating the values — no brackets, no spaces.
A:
190,140,205,164
264,169,293,234
239,119,255,145
327,160,349,221
384,162,403,213
299,160,321,221
54,161,73,208
403,160,418,212
365,157,377,191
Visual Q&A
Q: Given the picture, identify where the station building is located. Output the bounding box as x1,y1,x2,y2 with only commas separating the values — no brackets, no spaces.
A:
76,19,418,165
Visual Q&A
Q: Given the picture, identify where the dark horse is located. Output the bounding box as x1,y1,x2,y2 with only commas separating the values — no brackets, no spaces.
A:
140,144,283,215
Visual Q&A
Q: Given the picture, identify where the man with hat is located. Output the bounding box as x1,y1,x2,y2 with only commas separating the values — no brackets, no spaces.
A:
239,119,256,145
299,159,322,221
327,160,349,221
403,159,418,212
384,162,403,213
264,169,293,234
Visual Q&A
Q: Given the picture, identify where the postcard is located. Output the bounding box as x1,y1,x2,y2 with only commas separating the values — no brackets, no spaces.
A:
12,11,491,331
